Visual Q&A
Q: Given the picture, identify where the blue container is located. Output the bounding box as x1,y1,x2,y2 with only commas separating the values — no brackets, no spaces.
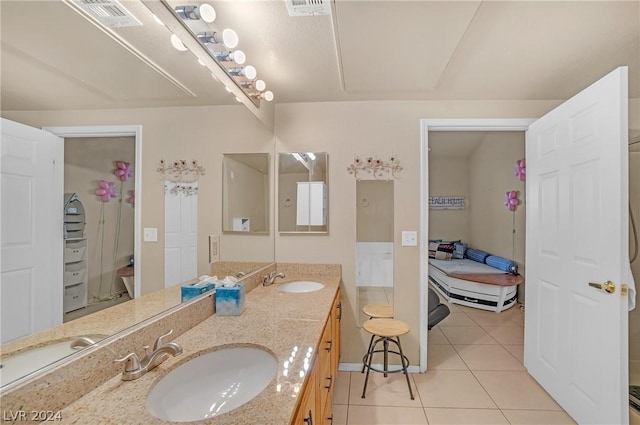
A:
181,281,215,302
215,283,246,315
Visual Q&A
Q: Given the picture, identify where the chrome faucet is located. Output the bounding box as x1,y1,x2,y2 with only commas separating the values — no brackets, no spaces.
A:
114,330,183,381
70,336,97,350
263,271,286,286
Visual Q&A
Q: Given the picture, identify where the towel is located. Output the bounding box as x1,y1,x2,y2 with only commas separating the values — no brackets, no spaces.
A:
485,255,519,274
465,248,490,264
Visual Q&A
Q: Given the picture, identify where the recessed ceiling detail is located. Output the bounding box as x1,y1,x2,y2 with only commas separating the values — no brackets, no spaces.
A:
71,0,142,28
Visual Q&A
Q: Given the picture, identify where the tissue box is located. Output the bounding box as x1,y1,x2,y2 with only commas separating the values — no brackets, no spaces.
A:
181,281,215,302
215,283,246,315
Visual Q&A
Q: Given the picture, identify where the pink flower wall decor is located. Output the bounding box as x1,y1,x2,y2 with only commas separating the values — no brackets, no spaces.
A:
514,159,526,181
95,180,118,202
504,190,520,212
126,190,135,207
114,161,133,182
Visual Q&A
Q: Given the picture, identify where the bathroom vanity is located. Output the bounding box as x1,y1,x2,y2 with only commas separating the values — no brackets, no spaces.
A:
0,263,342,425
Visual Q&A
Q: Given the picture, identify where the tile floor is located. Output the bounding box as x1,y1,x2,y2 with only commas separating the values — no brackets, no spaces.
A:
331,297,577,424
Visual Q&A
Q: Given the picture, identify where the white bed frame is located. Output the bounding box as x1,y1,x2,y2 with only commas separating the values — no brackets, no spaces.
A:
428,264,518,313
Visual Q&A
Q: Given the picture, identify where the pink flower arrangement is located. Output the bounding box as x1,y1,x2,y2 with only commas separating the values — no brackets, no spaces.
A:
114,161,133,182
505,190,520,212
126,190,135,207
95,180,117,202
514,159,526,181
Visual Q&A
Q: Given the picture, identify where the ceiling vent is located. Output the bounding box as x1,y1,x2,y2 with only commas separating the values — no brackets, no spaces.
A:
285,0,331,17
71,0,142,27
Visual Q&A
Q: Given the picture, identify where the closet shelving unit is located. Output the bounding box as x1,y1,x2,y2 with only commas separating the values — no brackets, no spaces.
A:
63,193,88,313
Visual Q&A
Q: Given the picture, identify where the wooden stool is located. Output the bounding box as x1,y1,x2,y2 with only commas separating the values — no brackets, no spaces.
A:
361,318,414,400
361,304,393,373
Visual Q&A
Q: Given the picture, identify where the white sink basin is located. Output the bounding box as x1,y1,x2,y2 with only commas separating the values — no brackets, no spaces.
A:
277,280,325,293
146,346,277,422
0,334,106,387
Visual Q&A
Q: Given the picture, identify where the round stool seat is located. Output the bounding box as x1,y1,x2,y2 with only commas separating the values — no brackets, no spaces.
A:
362,303,393,319
363,318,410,338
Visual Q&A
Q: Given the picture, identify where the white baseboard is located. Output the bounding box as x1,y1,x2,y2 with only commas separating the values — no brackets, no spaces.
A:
339,362,420,374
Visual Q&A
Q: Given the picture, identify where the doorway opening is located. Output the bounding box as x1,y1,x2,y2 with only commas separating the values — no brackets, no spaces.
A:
419,119,533,372
43,125,142,321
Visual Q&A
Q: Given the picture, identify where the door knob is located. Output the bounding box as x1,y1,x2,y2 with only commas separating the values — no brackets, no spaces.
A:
588,280,615,294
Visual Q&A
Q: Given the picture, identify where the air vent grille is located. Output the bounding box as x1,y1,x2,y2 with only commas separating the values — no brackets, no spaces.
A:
72,0,142,27
285,0,331,16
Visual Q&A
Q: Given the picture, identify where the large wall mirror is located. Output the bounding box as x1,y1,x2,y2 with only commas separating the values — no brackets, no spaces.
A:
278,152,328,234
222,153,270,234
356,180,394,326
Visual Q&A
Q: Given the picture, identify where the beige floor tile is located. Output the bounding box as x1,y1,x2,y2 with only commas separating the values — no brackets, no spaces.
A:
349,371,421,407
501,409,577,424
332,404,348,425
413,370,496,409
333,371,351,405
473,371,562,410
482,326,524,344
427,344,468,370
503,344,524,363
427,327,450,344
347,405,428,425
424,407,509,424
440,326,499,345
454,344,525,371
467,308,524,327
438,312,477,326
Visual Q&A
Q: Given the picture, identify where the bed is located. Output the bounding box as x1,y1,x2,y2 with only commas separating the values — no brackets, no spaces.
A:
428,258,522,313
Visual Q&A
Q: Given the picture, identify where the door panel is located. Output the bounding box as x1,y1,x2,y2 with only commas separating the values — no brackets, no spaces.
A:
1,118,63,344
525,67,629,424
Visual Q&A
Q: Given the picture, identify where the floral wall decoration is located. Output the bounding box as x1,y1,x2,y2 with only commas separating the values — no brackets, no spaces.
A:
504,190,520,212
347,155,402,180
157,159,206,196
93,160,134,301
514,159,526,181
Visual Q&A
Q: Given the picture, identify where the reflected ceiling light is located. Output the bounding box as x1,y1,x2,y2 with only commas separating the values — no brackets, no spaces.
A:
175,4,216,23
307,153,316,160
197,58,206,66
214,50,246,65
197,30,239,50
228,65,257,80
170,34,188,51
255,79,266,92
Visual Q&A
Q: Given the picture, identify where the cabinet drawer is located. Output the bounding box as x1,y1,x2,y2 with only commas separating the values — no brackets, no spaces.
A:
64,264,86,285
64,246,86,263
64,283,87,312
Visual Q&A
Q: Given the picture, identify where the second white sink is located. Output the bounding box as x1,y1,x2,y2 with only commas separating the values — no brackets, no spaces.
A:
277,280,325,293
146,346,277,422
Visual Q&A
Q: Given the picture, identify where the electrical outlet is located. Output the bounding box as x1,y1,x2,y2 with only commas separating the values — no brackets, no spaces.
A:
143,227,157,242
401,231,417,247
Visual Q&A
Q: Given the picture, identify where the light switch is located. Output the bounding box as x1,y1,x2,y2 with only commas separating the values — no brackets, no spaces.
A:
143,227,158,242
401,231,417,247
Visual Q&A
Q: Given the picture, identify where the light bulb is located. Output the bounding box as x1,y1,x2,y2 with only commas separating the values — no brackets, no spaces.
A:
222,28,239,49
170,34,188,52
231,50,246,65
255,79,266,91
264,90,274,102
243,65,257,80
198,3,216,23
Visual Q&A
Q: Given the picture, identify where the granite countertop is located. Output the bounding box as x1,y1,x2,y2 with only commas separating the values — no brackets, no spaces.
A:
58,273,340,425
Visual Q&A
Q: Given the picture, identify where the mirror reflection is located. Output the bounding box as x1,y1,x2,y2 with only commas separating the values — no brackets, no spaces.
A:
356,180,394,326
278,152,328,233
222,154,270,234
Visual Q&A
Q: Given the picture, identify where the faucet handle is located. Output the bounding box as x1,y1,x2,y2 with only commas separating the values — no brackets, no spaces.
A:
153,329,174,350
114,352,141,372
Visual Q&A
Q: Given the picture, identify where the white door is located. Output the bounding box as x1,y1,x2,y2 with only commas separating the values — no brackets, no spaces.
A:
525,67,629,424
1,118,63,344
164,181,198,287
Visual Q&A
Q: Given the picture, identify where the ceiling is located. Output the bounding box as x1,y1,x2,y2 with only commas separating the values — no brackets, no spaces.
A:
1,0,639,114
